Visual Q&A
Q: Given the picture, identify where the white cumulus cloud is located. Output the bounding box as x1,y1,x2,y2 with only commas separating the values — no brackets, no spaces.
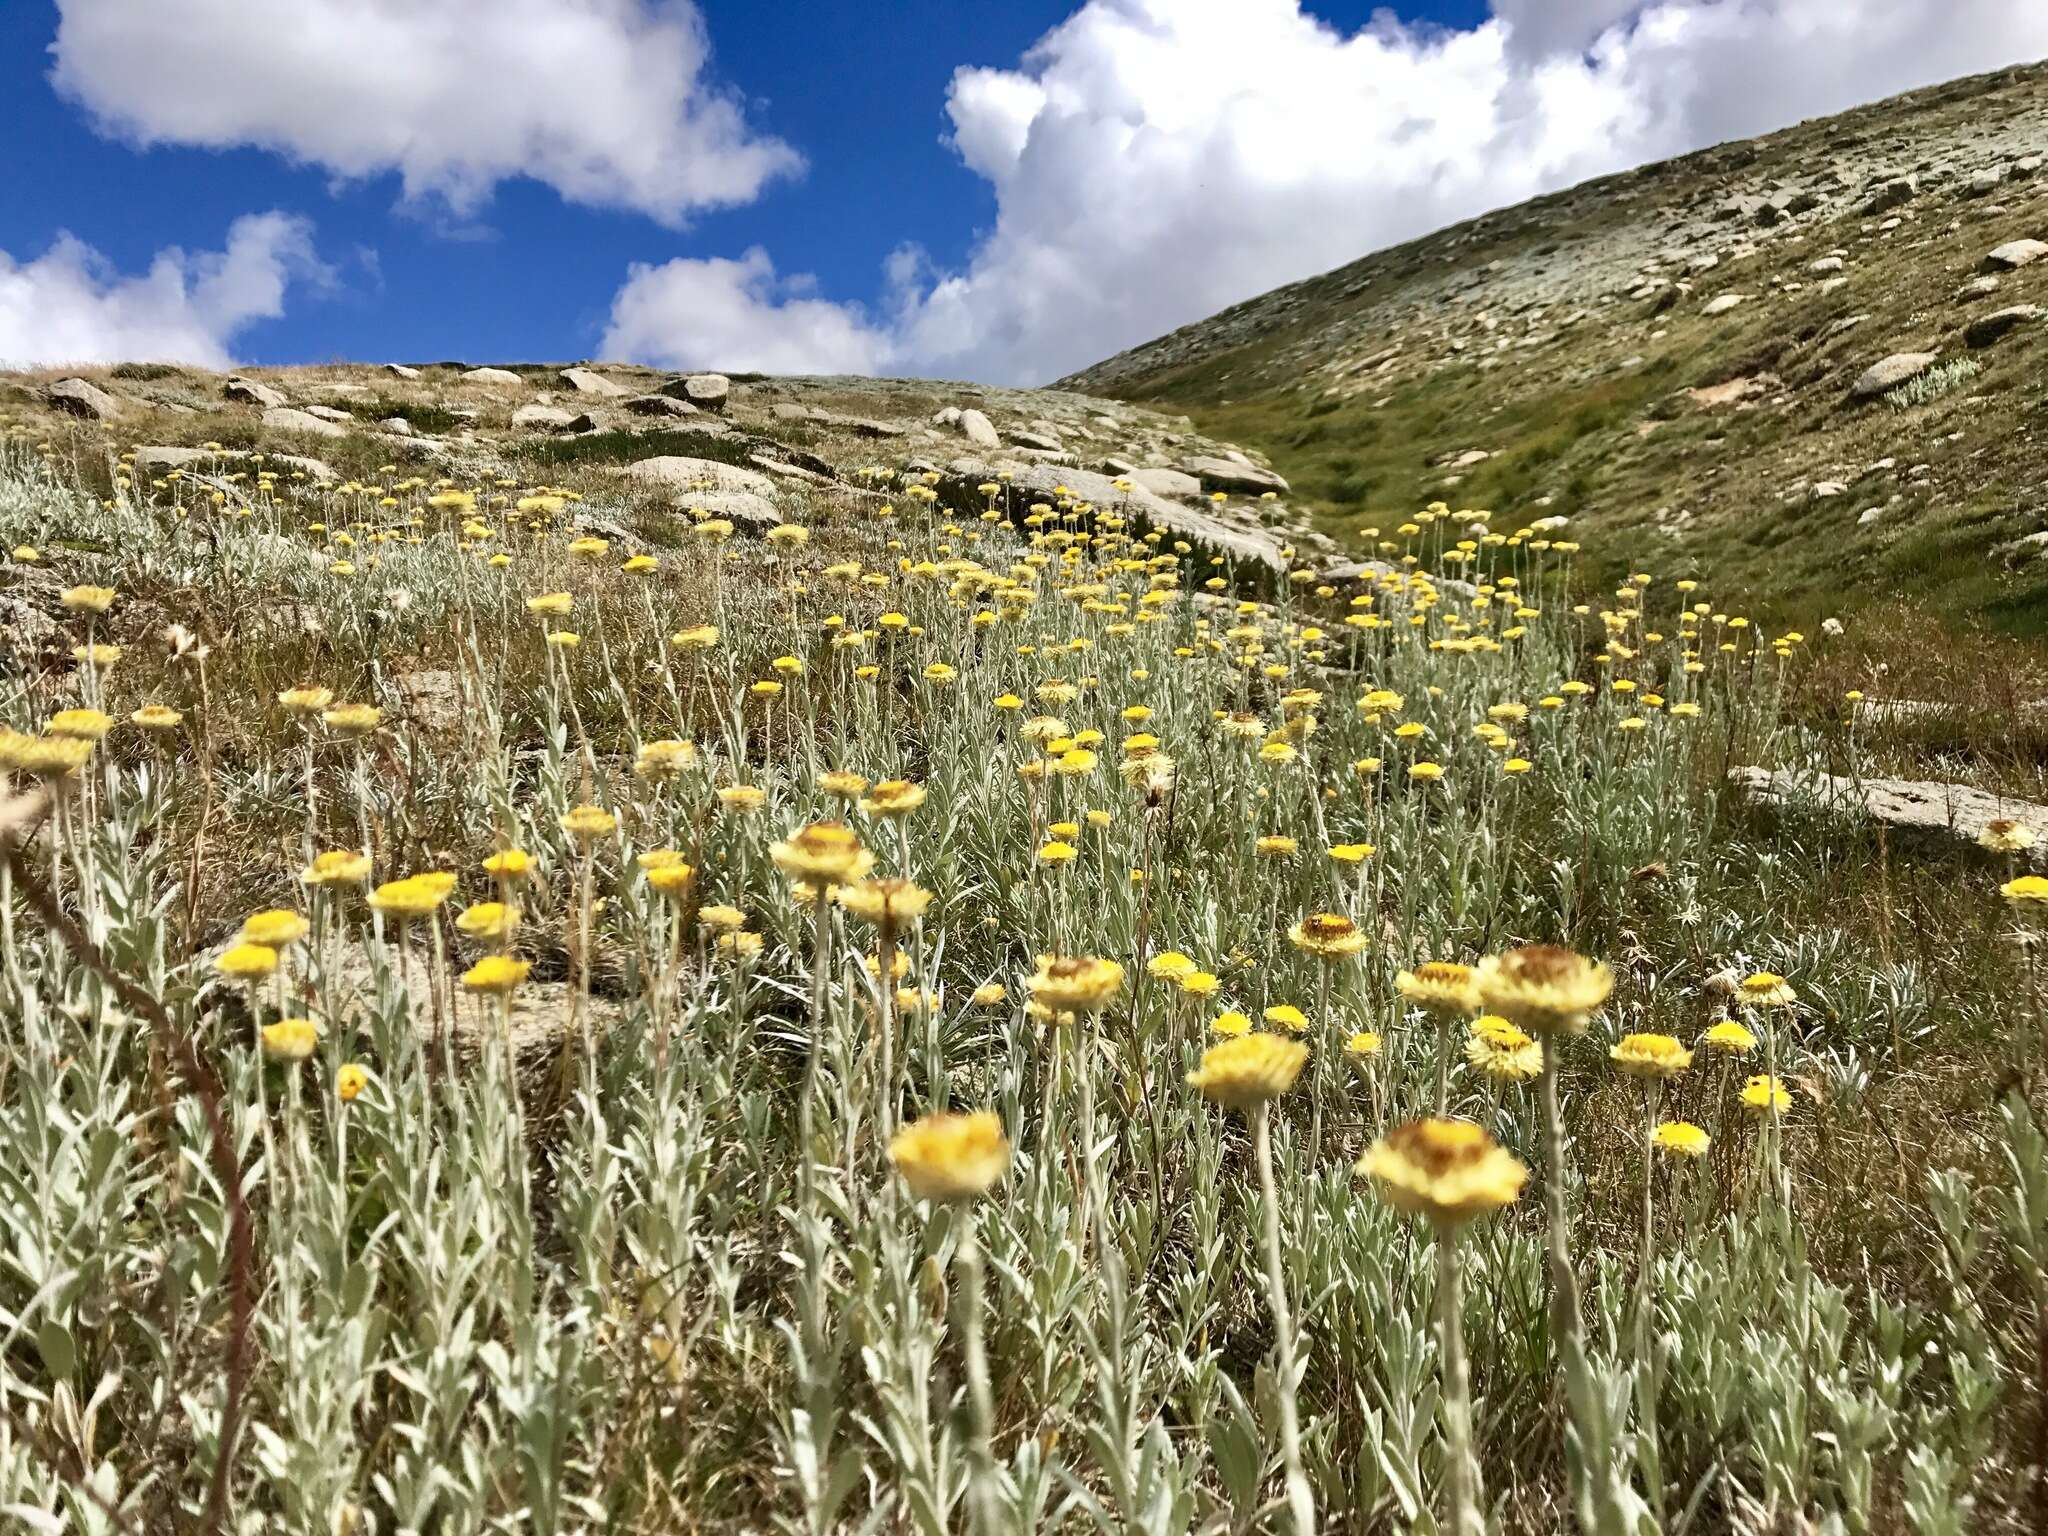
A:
601,248,895,376
0,212,322,369
602,0,2048,384
50,0,799,226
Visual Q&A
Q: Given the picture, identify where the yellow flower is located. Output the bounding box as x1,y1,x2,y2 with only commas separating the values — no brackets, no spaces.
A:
456,901,519,942
671,623,720,650
72,643,121,668
1187,1034,1309,1110
1255,835,1298,858
861,779,928,818
839,877,932,931
546,631,582,650
1038,839,1078,865
888,1111,1011,1202
1263,1004,1309,1033
560,804,617,843
1147,950,1197,981
717,930,764,962
1028,955,1125,1014
323,704,381,736
1465,1021,1543,1083
1177,969,1221,998
1652,1121,1711,1158
1408,761,1444,782
972,983,1007,1007
1361,1118,1526,1226
525,592,574,617
238,910,310,947
131,704,184,731
1738,972,1797,1008
819,769,868,798
771,822,874,887
698,904,747,933
1611,1033,1693,1078
1212,1010,1254,1037
303,849,372,887
1979,819,2037,854
463,955,532,995
368,874,456,920
1289,912,1368,959
336,1063,369,1103
482,848,533,882
635,739,697,779
1397,961,1481,1015
216,942,279,981
1741,1074,1791,1116
1344,1031,1382,1059
47,709,114,741
60,585,116,614
718,785,767,814
2002,875,2048,906
261,1018,319,1062
1700,1019,1757,1055
1329,842,1374,864
1476,945,1612,1035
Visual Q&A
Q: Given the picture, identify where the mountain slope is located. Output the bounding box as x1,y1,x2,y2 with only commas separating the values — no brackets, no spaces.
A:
1061,60,2048,633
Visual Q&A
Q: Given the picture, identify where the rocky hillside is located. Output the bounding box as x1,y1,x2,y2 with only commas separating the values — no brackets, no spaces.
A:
0,359,1320,615
1061,60,2048,634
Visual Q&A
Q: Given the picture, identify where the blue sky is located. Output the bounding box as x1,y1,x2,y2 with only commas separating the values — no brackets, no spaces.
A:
3,1,2043,383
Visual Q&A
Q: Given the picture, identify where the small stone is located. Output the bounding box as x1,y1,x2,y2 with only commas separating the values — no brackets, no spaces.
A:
1702,293,1748,316
1964,305,2043,348
261,406,347,439
626,394,697,417
682,374,730,410
1983,238,2048,272
384,363,422,380
379,417,413,435
1863,174,1916,214
460,367,524,386
1857,506,1884,526
559,367,627,397
512,405,577,430
1956,275,2003,301
1849,352,1938,400
1808,256,1844,274
225,377,288,408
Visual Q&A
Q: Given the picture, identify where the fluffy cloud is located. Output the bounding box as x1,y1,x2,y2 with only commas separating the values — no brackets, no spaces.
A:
50,0,798,226
600,248,894,376
604,0,2048,384
0,212,321,368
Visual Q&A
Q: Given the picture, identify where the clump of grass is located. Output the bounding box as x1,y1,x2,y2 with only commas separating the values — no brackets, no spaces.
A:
1888,358,1981,411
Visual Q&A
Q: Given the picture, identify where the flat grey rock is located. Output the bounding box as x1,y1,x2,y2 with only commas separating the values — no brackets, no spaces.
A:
512,404,577,430
1730,766,2047,861
225,377,288,408
384,363,422,380
460,367,524,386
1983,238,2048,271
956,408,1000,448
1127,466,1202,500
1849,352,1937,399
1181,454,1289,496
560,367,627,397
937,457,1287,573
626,394,697,417
261,406,347,438
1965,305,2043,348
46,377,124,419
623,455,779,501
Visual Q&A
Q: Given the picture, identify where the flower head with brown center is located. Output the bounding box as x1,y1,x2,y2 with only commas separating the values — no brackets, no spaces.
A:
1289,912,1368,960
1360,1118,1526,1226
1611,1033,1693,1079
888,1111,1011,1202
1187,1034,1308,1111
1397,960,1481,1016
1028,955,1125,1015
1476,945,1612,1035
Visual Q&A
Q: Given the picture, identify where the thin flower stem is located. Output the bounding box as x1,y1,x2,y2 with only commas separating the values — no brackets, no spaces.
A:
1253,1102,1315,1536
957,1204,999,1536
1437,1225,1485,1536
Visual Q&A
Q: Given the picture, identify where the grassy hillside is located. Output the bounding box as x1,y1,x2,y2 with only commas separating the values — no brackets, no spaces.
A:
1062,61,2048,634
